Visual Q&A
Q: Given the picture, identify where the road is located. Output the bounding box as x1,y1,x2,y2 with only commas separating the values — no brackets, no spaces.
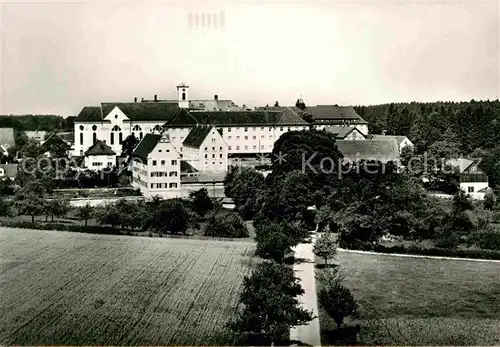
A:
289,232,321,347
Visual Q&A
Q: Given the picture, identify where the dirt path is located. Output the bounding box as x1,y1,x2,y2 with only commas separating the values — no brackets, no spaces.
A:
289,232,321,346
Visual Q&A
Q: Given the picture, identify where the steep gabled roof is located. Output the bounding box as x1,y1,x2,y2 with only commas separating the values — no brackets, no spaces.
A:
75,106,103,122
131,134,162,160
40,133,71,151
183,125,213,148
84,140,116,156
276,107,309,125
101,102,179,121
180,160,199,173
446,158,476,174
163,108,202,127
336,139,400,163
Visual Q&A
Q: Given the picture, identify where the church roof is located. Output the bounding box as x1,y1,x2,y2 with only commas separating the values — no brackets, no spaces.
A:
183,125,214,148
84,140,116,156
101,102,179,121
131,134,162,160
75,106,103,122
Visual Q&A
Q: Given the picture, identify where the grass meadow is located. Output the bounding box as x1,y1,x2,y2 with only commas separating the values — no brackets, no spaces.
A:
0,227,256,345
317,250,500,345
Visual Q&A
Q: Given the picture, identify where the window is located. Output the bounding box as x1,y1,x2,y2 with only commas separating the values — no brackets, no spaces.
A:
205,147,208,150
280,127,284,131
244,127,248,132
140,132,143,140
236,127,240,131
80,133,83,145
205,154,208,159
261,127,264,130
288,127,291,131
252,127,256,131
236,136,240,140
269,135,272,139
212,138,216,143
119,132,123,144
261,135,264,139
150,183,154,188
161,160,165,165
92,125,97,131
79,125,84,131
212,154,215,158
220,146,222,150
172,137,176,141
244,136,248,140
110,133,114,145
228,136,232,140
93,133,97,144
169,183,178,188
171,160,177,165
468,186,474,193
253,136,256,140
228,128,232,132
261,145,264,149
269,127,272,131
158,149,162,152
220,154,223,158
253,145,256,150
153,160,157,166
236,146,240,150
212,147,215,150
115,115,118,119
169,171,177,177
245,146,248,150
228,146,232,150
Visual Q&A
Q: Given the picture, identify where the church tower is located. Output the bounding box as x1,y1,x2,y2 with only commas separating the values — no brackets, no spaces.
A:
176,83,190,109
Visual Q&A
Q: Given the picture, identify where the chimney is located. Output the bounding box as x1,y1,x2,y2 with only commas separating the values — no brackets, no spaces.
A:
134,97,137,103
154,94,158,102
214,94,218,101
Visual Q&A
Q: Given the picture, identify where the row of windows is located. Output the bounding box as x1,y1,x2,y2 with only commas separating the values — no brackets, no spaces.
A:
152,160,178,166
228,145,269,151
205,153,224,159
150,183,178,189
204,146,223,151
150,171,178,177
92,162,113,167
228,135,272,141
226,126,308,132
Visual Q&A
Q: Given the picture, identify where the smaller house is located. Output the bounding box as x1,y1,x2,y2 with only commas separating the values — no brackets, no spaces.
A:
131,133,182,199
182,125,229,173
370,135,414,153
447,158,489,200
325,126,366,141
40,133,71,157
0,163,18,180
84,140,116,170
335,139,400,165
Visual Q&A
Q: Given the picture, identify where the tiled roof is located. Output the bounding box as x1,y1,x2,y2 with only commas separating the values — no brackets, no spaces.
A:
0,128,15,147
371,135,410,147
336,139,400,163
180,160,199,173
57,131,75,144
75,106,103,122
0,163,18,178
101,102,179,121
41,133,71,151
276,107,309,125
190,110,283,126
291,105,367,124
165,109,202,127
446,158,475,174
183,125,213,148
131,134,161,160
84,140,116,156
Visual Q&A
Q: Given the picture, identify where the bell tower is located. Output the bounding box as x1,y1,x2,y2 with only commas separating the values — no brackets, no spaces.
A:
176,83,190,109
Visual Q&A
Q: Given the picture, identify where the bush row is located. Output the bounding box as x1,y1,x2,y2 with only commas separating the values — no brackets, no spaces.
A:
0,220,122,235
350,242,500,260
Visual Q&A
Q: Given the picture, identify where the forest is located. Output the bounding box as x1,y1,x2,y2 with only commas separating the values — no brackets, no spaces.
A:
353,100,500,188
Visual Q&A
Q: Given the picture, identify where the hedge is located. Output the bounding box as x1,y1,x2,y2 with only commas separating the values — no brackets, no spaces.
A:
0,220,122,235
349,242,500,261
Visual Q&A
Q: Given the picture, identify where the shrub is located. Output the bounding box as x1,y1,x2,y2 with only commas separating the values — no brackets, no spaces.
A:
472,230,500,250
204,213,249,238
318,284,358,329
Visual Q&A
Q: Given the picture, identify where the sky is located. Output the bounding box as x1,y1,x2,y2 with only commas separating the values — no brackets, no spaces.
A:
0,0,499,117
